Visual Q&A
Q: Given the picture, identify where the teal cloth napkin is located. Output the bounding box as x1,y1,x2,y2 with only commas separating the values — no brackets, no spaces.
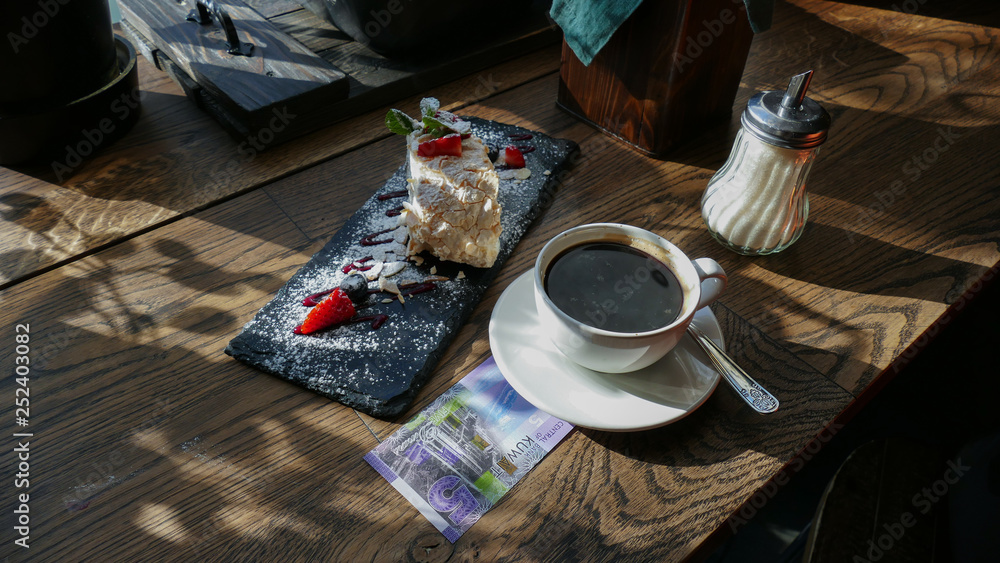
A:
551,0,775,66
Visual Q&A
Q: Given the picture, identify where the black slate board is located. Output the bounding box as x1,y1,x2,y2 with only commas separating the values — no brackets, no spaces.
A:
225,118,578,417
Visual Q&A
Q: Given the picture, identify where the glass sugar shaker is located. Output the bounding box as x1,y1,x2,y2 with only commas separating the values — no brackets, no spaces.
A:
701,70,831,255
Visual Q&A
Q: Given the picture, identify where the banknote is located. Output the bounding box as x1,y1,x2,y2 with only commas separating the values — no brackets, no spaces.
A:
365,356,573,542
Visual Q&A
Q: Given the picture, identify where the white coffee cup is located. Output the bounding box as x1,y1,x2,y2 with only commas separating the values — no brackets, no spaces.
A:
533,223,727,373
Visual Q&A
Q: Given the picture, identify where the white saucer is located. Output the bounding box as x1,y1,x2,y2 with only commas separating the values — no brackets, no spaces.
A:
488,270,723,432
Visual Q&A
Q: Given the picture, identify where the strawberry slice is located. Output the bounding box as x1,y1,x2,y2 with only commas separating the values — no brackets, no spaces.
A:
418,133,463,158
294,288,356,335
503,145,526,168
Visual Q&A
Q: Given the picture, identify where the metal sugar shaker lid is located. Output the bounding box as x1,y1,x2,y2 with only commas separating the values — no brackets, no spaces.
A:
741,70,832,149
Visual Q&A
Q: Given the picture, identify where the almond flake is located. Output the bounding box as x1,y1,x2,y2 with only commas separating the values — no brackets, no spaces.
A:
363,262,384,281
378,277,399,295
381,261,407,278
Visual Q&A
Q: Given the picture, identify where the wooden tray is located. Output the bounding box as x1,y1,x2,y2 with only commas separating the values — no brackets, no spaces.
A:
118,0,559,145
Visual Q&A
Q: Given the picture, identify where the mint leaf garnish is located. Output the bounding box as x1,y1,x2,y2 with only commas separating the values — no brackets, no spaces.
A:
419,97,440,118
421,115,451,139
385,109,417,136
387,99,470,139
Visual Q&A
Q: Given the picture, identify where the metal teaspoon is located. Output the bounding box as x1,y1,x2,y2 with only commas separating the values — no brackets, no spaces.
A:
687,324,779,413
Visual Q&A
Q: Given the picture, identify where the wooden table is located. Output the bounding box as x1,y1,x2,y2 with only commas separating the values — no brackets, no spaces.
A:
2,1,998,560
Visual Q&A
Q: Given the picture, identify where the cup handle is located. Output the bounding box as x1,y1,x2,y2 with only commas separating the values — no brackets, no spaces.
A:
692,258,727,310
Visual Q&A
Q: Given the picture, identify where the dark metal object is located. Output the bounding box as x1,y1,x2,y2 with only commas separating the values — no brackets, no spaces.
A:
0,0,117,114
319,0,498,58
0,37,141,166
186,0,254,57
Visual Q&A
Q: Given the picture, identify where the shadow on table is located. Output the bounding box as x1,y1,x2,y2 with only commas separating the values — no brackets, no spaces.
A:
704,277,1000,563
577,302,857,467
756,222,992,305
0,316,412,560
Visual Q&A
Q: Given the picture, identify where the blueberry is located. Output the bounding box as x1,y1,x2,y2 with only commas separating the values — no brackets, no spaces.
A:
340,274,369,303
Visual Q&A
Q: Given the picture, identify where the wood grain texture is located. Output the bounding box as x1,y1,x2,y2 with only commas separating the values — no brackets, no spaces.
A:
269,7,352,55
243,0,303,19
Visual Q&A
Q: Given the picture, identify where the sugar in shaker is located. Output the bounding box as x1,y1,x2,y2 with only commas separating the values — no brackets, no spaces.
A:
701,71,831,255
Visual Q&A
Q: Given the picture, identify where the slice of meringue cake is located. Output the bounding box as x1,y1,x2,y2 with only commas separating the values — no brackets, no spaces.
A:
386,98,502,269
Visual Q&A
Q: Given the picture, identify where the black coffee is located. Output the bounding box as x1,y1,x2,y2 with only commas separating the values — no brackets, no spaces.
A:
544,241,684,333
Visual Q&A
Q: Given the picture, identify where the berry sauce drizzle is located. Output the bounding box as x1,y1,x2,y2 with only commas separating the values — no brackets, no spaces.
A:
350,314,389,330
302,289,335,307
361,228,396,246
508,133,533,141
386,205,404,217
400,281,436,296
515,145,536,154
377,189,408,201
364,280,438,298
342,256,375,274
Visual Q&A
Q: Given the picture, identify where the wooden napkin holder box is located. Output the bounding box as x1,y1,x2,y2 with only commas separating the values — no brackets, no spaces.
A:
556,0,755,157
